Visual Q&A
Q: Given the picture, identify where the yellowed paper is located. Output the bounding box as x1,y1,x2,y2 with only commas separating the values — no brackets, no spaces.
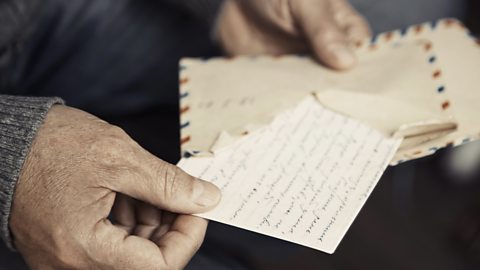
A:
179,18,480,165
178,97,402,254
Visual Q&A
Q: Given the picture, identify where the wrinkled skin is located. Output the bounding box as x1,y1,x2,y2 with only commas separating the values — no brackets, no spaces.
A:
10,105,221,270
217,0,371,70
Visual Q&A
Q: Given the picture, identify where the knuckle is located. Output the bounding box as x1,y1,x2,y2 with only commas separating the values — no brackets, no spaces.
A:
91,126,131,156
157,163,182,201
87,125,136,181
106,125,129,140
316,28,345,43
191,235,203,253
86,223,119,267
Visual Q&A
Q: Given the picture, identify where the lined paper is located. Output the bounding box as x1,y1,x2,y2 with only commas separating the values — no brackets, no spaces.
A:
178,97,401,253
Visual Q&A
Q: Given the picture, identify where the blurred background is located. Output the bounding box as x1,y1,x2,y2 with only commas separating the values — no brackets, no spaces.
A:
0,0,479,269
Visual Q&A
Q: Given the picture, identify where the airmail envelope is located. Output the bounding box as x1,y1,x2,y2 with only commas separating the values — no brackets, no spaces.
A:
179,18,480,165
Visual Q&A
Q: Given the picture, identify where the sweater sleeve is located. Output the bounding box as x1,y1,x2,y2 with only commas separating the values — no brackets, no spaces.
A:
162,0,225,26
0,95,64,249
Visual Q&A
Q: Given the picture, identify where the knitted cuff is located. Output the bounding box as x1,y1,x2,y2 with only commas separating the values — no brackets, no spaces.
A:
0,95,64,249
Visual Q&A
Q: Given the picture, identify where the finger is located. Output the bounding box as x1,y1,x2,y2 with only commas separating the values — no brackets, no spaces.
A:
151,212,178,241
133,202,162,239
343,15,371,43
218,0,307,56
291,0,356,69
329,0,371,42
91,220,166,270
155,215,208,270
109,147,221,215
112,194,136,232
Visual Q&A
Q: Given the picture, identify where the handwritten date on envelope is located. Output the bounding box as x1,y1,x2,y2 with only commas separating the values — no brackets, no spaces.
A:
178,97,401,254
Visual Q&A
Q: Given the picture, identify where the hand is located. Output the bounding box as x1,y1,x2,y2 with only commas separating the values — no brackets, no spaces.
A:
10,105,221,269
216,0,371,70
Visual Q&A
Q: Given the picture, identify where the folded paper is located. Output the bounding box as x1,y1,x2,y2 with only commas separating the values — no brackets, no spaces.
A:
178,97,402,253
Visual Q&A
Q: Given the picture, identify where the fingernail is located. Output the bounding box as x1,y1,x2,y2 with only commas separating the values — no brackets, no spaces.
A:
331,45,356,69
192,179,221,207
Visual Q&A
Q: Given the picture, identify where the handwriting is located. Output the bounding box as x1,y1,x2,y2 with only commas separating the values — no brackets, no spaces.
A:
178,97,401,254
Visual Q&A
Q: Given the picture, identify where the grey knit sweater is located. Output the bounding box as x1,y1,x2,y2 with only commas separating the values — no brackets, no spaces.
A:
0,96,63,248
0,0,223,251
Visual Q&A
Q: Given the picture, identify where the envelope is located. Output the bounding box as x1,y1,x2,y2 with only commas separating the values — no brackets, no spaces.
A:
179,18,480,164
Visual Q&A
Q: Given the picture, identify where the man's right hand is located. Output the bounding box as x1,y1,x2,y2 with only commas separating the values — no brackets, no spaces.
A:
216,0,371,70
9,105,221,269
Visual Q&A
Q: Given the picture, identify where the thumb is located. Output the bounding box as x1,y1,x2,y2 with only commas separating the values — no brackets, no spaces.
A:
290,0,356,70
110,150,221,214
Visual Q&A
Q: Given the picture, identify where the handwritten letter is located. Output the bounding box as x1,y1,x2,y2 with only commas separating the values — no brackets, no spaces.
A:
178,97,401,254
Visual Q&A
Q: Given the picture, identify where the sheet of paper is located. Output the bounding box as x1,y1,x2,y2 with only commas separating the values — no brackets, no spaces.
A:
178,97,402,254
